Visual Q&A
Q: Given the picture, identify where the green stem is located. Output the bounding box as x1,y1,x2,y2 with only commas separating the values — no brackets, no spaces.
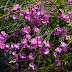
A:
67,40,72,46
18,47,24,55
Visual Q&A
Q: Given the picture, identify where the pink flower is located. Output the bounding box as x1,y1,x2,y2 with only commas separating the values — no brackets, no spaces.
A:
10,10,13,13
59,9,64,17
55,47,62,53
0,43,5,49
13,4,19,10
12,51,18,61
18,5,22,10
2,15,6,21
33,26,40,33
20,28,25,35
13,4,21,10
67,0,72,3
25,34,31,40
61,32,67,38
24,25,31,33
20,11,24,16
56,16,59,21
45,31,50,34
43,1,49,5
43,40,50,48
29,62,37,70
55,59,61,66
12,13,18,20
40,48,50,55
12,31,19,37
51,6,56,11
61,42,67,48
20,25,31,35
31,38,37,45
43,48,50,54
11,43,20,50
27,53,35,61
5,8,9,13
61,48,68,52
12,51,17,56
54,27,61,35
0,34,4,41
19,52,26,59
52,52,59,57
4,43,10,50
21,38,27,44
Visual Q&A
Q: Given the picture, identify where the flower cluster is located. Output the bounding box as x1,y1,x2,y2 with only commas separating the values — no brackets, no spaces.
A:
1,0,71,71
2,4,22,21
19,1,50,25
40,40,50,55
59,9,72,21
52,42,68,57
54,27,68,38
61,42,68,52
0,31,10,50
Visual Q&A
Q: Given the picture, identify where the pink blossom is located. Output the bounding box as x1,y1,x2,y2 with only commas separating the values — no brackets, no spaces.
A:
31,38,37,45
61,42,67,48
5,8,9,13
33,26,40,33
40,48,50,55
12,13,18,20
13,4,21,10
55,59,61,66
52,52,59,57
2,15,6,21
55,47,62,53
54,27,61,35
19,52,26,59
29,62,37,70
12,51,18,61
27,53,35,61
